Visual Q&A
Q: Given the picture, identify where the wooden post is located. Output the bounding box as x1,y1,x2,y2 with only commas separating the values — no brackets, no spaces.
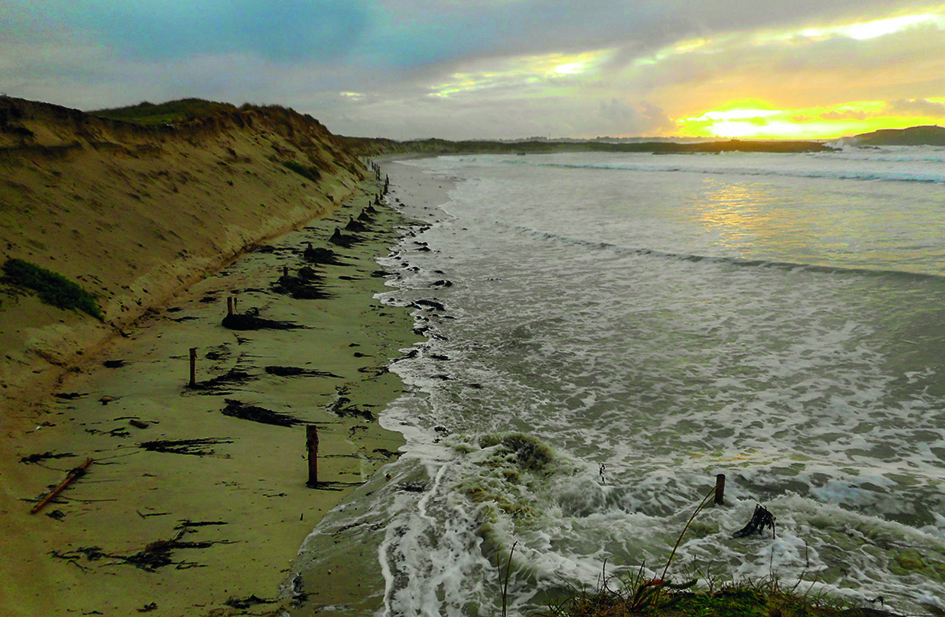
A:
283,266,289,277
306,425,319,487
189,347,197,387
227,296,234,316
715,473,726,506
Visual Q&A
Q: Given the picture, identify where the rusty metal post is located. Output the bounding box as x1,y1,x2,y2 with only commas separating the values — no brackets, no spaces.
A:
306,425,319,487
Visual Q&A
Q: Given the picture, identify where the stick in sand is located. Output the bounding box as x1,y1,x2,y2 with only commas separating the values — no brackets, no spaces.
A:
30,458,93,514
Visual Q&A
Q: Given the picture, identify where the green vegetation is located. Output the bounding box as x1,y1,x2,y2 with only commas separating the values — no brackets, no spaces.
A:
2,258,103,320
282,160,321,182
852,125,945,146
90,98,237,125
547,576,857,617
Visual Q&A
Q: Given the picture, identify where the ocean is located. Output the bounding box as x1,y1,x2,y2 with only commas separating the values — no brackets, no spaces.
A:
288,148,945,616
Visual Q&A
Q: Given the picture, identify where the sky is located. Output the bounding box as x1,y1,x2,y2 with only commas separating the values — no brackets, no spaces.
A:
1,1,944,140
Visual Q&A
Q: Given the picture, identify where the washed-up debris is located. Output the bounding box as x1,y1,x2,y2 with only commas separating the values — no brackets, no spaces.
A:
53,392,85,400
51,521,231,572
225,595,274,610
30,458,93,514
327,395,374,421
303,243,342,265
186,368,254,393
102,359,127,368
414,299,446,311
20,451,74,464
221,399,302,427
733,504,777,538
139,438,232,456
222,307,304,330
271,273,331,300
329,228,358,248
264,365,341,379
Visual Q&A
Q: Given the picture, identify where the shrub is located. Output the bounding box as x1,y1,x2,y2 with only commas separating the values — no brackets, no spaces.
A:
2,258,103,320
282,160,321,183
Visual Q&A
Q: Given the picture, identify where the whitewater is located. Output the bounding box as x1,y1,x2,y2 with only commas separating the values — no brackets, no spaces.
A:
288,147,945,616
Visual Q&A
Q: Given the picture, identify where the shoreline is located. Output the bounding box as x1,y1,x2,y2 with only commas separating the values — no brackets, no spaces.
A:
0,168,430,616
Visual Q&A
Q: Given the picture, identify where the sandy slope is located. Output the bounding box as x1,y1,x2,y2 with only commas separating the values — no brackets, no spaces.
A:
0,97,365,423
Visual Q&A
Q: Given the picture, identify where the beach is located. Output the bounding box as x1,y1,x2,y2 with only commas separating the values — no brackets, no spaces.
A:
0,151,452,615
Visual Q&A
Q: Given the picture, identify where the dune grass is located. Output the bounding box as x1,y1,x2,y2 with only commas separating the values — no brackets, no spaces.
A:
90,99,236,125
282,160,321,183
2,258,102,320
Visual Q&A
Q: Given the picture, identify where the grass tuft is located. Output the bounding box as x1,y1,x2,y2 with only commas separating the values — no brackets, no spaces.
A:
282,160,321,183
2,258,103,320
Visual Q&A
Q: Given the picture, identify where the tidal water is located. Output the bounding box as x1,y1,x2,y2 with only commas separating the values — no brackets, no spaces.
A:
289,147,945,616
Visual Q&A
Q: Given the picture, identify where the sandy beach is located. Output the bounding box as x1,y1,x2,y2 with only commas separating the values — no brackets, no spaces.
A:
0,154,458,616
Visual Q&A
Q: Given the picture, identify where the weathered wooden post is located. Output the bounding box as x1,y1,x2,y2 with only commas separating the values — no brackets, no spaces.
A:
715,473,726,506
189,347,197,387
227,297,234,316
283,266,289,277
306,425,319,487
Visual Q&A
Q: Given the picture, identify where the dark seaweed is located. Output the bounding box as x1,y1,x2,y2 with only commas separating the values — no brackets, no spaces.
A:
221,399,302,427
264,365,341,378
139,438,232,456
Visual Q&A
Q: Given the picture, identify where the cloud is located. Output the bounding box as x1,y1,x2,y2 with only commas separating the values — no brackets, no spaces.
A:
885,98,945,117
4,0,372,62
820,109,871,120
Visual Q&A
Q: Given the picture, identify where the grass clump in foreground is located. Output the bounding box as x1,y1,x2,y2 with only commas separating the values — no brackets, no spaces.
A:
545,572,860,617
2,258,103,320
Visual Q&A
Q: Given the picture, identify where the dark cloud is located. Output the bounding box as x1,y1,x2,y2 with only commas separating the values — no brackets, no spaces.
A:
886,98,945,116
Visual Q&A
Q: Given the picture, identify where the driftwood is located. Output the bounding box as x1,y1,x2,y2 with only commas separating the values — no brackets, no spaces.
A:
30,458,92,514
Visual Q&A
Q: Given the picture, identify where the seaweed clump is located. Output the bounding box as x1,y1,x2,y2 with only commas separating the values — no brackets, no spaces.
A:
480,433,554,473
221,307,304,330
221,398,302,427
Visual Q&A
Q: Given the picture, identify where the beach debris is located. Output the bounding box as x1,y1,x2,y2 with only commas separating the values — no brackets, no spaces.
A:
30,457,93,514
221,307,304,330
185,367,254,394
98,396,116,405
733,504,777,538
221,398,302,427
225,595,273,610
264,365,341,379
102,359,127,368
52,522,231,572
345,217,368,232
432,279,453,288
139,437,232,456
45,509,66,521
20,451,75,464
303,243,343,265
128,419,149,429
326,394,375,421
137,602,158,613
53,391,85,400
414,299,446,312
271,271,331,300
329,228,358,248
